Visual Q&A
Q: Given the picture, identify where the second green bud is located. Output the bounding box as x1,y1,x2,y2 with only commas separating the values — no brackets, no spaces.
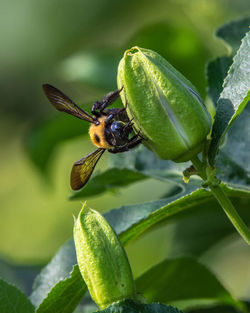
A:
74,204,135,309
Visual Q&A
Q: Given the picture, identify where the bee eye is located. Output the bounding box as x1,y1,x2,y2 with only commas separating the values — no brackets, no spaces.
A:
110,121,125,132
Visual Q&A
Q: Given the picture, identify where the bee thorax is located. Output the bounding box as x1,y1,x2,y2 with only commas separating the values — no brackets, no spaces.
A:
89,116,113,149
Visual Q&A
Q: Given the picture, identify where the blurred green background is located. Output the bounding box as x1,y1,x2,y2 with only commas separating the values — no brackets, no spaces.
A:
0,0,249,301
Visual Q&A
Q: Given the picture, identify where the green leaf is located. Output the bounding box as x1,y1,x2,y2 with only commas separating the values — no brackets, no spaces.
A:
206,57,232,107
206,39,250,185
214,105,250,186
70,145,189,200
35,266,86,313
135,257,243,311
70,168,149,199
110,145,188,173
116,183,250,250
216,102,250,182
30,240,87,313
216,152,250,186
58,50,120,90
109,142,249,192
208,31,250,165
206,54,250,185
96,299,182,313
165,185,250,257
30,179,196,311
216,16,250,55
26,114,89,175
31,182,250,310
108,146,189,193
0,278,35,313
106,178,203,245
0,258,42,297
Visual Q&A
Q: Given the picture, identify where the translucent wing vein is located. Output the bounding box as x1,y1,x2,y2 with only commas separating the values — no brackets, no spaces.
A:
71,148,105,190
43,84,94,123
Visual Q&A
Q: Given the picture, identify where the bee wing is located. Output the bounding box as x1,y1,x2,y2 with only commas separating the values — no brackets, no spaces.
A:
71,148,105,190
43,84,95,123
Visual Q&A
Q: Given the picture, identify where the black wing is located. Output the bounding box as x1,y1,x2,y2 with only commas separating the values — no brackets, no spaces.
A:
43,84,95,123
71,148,105,190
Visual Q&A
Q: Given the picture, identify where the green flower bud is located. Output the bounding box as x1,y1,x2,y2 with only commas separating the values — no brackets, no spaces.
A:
74,204,135,309
117,47,212,162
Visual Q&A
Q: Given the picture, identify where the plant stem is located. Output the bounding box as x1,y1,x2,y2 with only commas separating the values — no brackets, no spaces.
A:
209,184,250,244
190,155,206,180
190,155,250,245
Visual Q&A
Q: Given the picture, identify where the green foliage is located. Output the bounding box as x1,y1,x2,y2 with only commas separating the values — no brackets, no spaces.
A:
208,28,250,165
0,278,35,313
28,16,250,302
206,23,250,182
2,11,250,313
135,258,243,310
30,240,86,312
216,16,250,55
206,57,232,107
28,179,249,312
29,242,85,313
34,266,86,313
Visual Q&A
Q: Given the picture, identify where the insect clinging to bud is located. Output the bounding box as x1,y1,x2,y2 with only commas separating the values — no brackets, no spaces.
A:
43,84,142,190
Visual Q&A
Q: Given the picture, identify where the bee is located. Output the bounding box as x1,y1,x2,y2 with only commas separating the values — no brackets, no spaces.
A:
42,84,142,190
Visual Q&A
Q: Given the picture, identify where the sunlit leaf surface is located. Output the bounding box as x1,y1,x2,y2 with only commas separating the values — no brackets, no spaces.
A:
208,31,250,165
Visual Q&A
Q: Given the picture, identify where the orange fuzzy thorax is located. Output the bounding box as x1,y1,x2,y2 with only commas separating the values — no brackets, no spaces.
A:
89,116,113,149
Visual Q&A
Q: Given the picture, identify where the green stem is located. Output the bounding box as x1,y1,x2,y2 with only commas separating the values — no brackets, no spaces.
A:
190,155,206,180
190,155,250,245
209,184,250,244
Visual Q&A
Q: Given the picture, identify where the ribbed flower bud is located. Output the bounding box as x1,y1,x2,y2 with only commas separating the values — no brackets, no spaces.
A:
73,204,135,309
117,47,212,162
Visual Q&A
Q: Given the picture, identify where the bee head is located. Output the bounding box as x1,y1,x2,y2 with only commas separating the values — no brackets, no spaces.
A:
110,121,130,145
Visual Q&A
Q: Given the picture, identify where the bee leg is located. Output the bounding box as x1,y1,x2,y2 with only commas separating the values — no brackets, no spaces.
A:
108,135,142,154
123,117,134,131
91,101,102,117
104,114,114,126
110,99,128,117
91,88,123,114
104,107,129,126
108,139,142,154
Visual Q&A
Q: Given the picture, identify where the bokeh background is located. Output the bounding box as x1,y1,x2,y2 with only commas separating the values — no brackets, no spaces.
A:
0,0,249,302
